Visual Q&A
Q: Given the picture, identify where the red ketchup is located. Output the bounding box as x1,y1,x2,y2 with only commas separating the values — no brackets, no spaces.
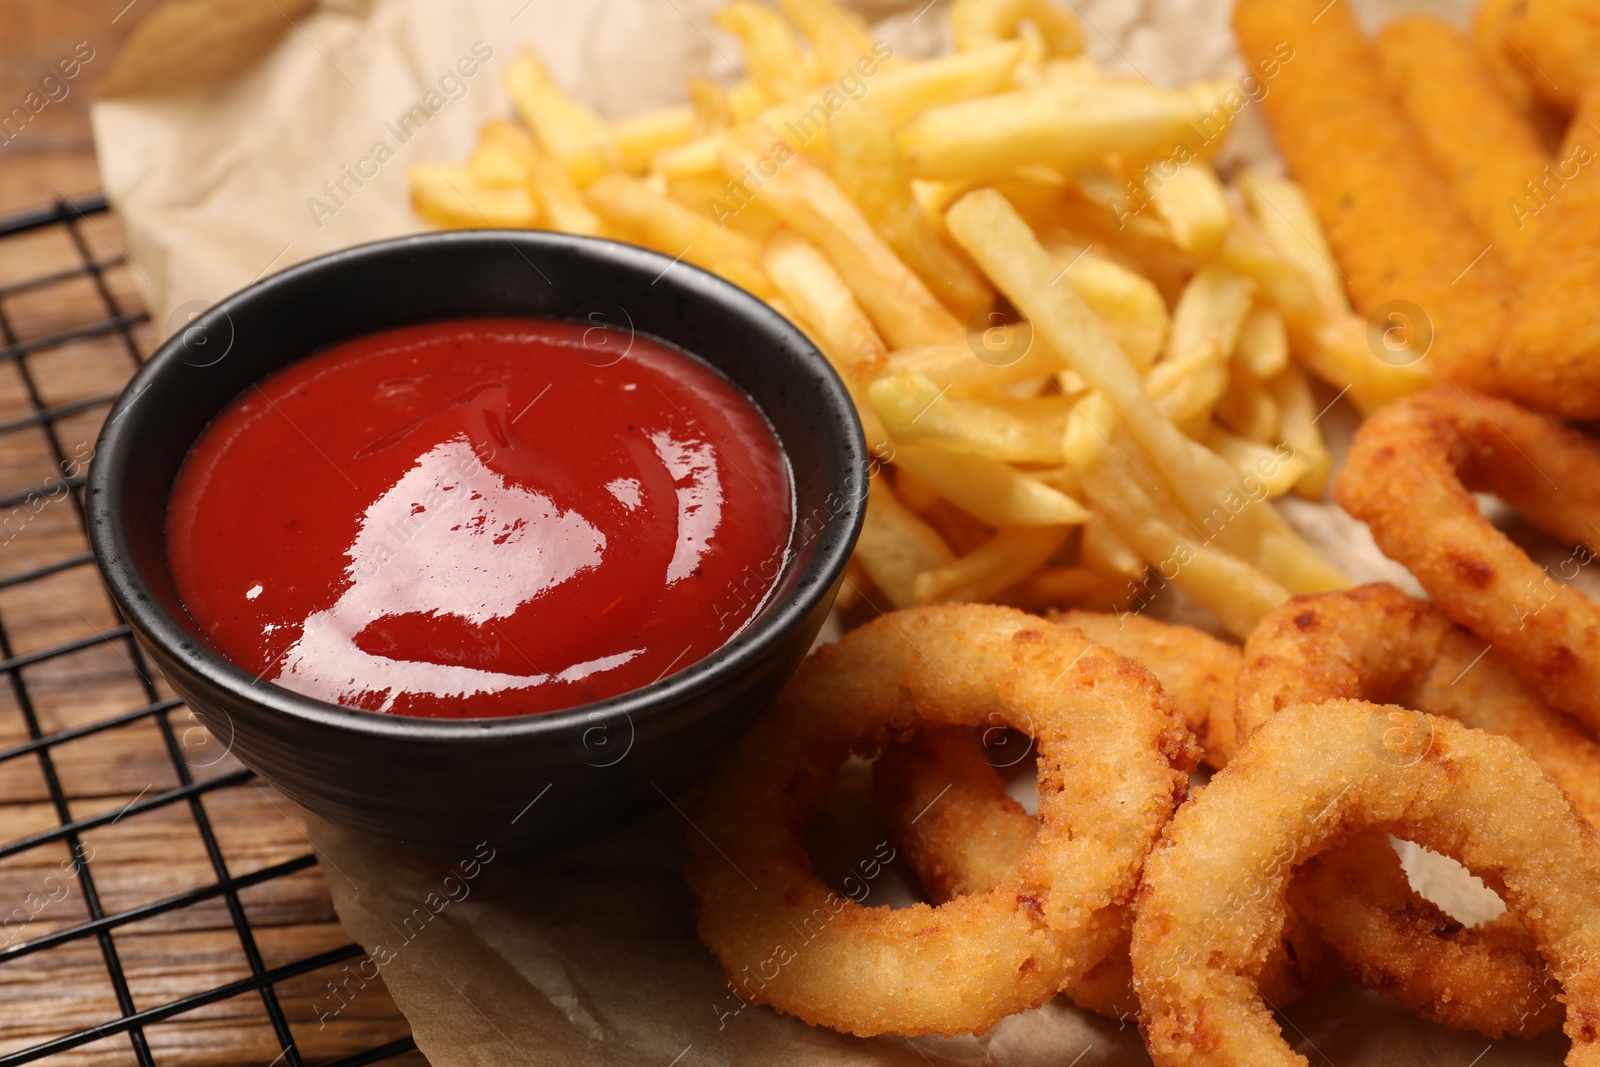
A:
167,317,794,718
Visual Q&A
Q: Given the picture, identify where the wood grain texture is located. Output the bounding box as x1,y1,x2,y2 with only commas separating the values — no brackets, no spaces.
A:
0,5,421,1063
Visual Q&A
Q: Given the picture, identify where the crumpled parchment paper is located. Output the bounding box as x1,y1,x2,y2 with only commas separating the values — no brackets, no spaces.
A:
92,0,1578,1062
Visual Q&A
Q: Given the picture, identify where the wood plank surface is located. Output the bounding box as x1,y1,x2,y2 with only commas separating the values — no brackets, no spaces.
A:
0,4,422,1064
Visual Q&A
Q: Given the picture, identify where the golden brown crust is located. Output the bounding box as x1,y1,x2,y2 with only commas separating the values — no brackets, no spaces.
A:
684,604,1195,1037
1233,0,1512,392
1376,15,1552,268
1132,701,1600,1065
1336,389,1600,731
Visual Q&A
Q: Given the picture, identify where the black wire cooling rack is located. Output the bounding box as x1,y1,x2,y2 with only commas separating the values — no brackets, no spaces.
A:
0,195,417,1066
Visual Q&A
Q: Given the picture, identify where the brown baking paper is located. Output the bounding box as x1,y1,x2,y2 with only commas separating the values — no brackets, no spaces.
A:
91,0,1576,1062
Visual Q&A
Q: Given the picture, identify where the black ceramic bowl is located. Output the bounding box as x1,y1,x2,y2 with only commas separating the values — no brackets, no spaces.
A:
87,230,866,858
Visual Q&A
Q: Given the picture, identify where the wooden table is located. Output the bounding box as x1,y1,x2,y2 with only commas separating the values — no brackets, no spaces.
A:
0,5,421,1064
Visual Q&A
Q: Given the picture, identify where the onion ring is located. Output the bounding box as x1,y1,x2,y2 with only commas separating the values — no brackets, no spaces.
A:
683,604,1195,1037
1048,609,1243,768
1235,583,1600,1036
873,726,1332,1022
1131,699,1600,1067
1335,388,1600,732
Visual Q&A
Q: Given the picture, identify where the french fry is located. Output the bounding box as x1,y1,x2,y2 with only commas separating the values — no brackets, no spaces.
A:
1164,264,1255,363
1238,172,1350,313
504,49,620,186
612,106,696,173
1079,513,1145,582
913,525,1072,604
468,121,536,188
1204,425,1306,500
1061,392,1116,472
655,43,1022,179
714,2,813,102
997,566,1134,612
868,42,1025,129
721,134,962,347
409,163,538,229
891,442,1091,527
950,0,1086,58
855,477,957,609
1041,236,1169,370
1214,374,1280,443
828,103,993,315
1267,364,1333,500
888,338,1062,395
1144,161,1231,257
1143,339,1229,436
870,373,1068,463
526,144,607,236
761,228,887,381
901,79,1231,181
585,174,774,296
1235,305,1290,380
779,0,884,81
1077,439,1289,638
667,174,783,238
947,189,1346,595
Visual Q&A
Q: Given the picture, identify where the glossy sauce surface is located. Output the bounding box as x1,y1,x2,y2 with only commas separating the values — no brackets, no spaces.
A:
167,318,794,718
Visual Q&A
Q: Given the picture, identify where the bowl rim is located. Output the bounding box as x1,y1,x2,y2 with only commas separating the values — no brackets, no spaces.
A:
87,228,867,742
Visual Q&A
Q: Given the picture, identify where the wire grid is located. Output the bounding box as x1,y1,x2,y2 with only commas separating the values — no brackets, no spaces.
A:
0,196,416,1066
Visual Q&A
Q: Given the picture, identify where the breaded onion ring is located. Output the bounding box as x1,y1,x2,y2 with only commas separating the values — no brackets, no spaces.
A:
1291,829,1563,1039
873,727,1331,1022
1236,584,1600,1036
1132,700,1600,1067
684,604,1195,1037
1050,609,1242,767
1336,388,1600,733
1238,584,1600,827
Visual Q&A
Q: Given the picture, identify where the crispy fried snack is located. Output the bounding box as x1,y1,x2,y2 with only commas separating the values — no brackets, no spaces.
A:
1376,15,1552,269
1233,0,1512,392
1238,584,1600,827
1291,830,1563,1040
1131,700,1600,1066
684,604,1195,1037
1235,583,1600,1035
1336,389,1600,733
873,725,1332,1023
1504,0,1600,114
1500,85,1600,419
1049,608,1242,767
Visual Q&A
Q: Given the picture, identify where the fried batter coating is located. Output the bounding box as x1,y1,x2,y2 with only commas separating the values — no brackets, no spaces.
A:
1500,85,1600,419
1132,700,1600,1066
684,604,1194,1037
1336,389,1600,733
1504,0,1600,114
1233,0,1512,393
1236,583,1600,1036
1049,609,1243,767
1376,15,1552,268
873,725,1332,1022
